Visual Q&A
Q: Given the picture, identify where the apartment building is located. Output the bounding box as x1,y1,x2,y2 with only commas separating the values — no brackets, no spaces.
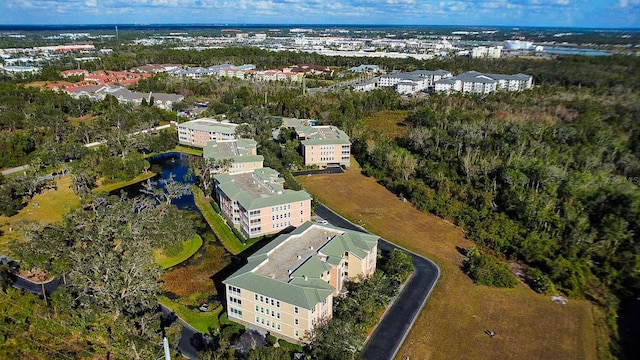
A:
203,139,264,174
471,46,503,59
177,118,239,147
434,71,533,94
214,168,312,239
352,80,376,92
295,125,351,167
223,221,379,343
378,70,452,94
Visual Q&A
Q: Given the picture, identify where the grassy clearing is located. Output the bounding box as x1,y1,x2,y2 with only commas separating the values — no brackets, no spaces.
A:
161,240,230,304
159,296,222,334
154,234,203,270
192,187,260,255
172,145,203,157
362,110,409,139
0,176,80,253
69,115,99,126
92,171,156,194
298,158,597,360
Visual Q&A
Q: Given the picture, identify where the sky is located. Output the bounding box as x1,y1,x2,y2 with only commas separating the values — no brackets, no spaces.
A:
2,0,639,28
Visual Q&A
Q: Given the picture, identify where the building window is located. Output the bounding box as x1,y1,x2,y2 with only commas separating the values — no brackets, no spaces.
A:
294,318,299,326
255,305,259,311
230,297,242,307
228,286,241,296
294,330,299,338
277,312,281,319
294,306,299,314
254,294,258,301
277,323,281,330
229,308,243,319
276,301,280,308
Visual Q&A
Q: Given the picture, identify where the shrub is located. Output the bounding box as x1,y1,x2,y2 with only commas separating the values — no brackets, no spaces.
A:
467,253,517,288
384,249,414,282
526,267,556,295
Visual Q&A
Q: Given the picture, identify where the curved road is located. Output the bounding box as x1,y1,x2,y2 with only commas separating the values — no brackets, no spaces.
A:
160,305,201,360
315,205,440,360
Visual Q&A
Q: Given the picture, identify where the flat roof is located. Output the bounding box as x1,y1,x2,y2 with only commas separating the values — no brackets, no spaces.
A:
297,125,351,146
223,222,379,309
178,118,239,133
204,139,263,163
255,225,343,281
230,171,281,198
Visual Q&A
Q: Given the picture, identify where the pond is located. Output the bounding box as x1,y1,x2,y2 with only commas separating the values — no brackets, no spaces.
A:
113,152,197,210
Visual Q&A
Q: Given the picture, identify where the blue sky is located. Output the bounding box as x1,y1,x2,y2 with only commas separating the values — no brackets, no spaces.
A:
2,0,639,28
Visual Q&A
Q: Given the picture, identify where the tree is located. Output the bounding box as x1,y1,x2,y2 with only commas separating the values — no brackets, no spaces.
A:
142,173,192,207
15,195,195,359
71,170,96,198
467,253,517,288
385,249,414,282
311,318,365,360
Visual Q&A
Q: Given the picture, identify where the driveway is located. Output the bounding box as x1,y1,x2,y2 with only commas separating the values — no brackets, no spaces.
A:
314,206,440,360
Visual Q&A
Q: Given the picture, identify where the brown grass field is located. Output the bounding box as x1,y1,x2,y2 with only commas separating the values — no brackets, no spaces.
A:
361,110,409,139
298,159,597,360
160,242,230,305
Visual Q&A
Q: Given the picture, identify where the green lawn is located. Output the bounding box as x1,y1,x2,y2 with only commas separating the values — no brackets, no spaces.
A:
159,296,221,334
172,145,203,157
154,234,203,269
192,187,260,255
92,171,156,193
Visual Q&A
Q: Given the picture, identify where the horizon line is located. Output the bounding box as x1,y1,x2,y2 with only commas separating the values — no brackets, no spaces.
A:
0,23,639,31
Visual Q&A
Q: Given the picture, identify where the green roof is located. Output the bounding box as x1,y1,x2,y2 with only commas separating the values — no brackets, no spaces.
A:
296,125,351,146
203,139,264,163
223,222,379,310
214,168,311,211
178,118,239,134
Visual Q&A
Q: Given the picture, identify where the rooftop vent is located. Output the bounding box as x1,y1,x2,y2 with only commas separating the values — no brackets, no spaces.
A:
297,255,301,260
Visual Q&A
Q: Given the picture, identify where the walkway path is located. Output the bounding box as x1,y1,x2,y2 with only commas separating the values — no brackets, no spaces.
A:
314,205,440,360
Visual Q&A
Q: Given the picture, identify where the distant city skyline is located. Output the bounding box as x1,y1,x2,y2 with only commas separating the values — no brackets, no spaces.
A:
2,1,639,29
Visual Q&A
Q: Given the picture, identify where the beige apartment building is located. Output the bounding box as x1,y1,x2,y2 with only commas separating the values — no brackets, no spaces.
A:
214,168,312,239
203,139,264,174
295,125,351,167
177,118,239,147
223,221,379,343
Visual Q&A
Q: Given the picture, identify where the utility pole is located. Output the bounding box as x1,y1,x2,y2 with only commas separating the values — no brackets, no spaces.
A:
163,337,171,360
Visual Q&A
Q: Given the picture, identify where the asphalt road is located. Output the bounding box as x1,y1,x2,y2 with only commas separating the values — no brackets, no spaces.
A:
161,304,202,360
1,164,30,176
314,205,441,360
